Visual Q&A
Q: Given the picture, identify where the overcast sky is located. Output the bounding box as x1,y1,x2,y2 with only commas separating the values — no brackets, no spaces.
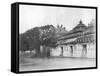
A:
19,5,96,34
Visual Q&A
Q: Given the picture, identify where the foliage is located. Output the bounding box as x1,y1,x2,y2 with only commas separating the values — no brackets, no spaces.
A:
19,33,29,51
19,25,58,57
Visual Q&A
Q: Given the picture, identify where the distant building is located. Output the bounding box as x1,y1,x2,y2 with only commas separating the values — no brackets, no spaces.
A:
50,20,96,58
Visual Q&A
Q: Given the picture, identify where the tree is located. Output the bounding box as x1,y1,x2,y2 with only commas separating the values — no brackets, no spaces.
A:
25,27,41,56
39,25,57,57
19,33,29,52
19,25,58,57
19,27,41,53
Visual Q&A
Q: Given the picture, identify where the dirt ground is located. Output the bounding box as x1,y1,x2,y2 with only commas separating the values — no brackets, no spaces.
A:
19,57,96,71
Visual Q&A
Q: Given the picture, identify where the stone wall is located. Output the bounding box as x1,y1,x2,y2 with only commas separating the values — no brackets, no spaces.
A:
50,43,96,58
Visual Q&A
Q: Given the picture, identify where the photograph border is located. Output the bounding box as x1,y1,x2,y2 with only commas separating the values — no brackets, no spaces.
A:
11,2,98,74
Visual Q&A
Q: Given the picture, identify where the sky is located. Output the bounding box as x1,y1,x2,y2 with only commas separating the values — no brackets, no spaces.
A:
19,5,96,34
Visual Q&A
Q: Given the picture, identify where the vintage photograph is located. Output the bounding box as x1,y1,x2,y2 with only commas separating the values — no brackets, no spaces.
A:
19,4,96,71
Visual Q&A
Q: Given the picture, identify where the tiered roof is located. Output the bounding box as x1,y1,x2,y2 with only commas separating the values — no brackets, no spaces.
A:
56,20,95,45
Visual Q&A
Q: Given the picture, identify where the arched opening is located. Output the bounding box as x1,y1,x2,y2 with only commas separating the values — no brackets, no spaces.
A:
82,44,87,57
60,46,63,56
70,46,73,56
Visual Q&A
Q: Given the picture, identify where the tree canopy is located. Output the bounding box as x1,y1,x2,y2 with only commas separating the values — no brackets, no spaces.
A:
19,25,57,53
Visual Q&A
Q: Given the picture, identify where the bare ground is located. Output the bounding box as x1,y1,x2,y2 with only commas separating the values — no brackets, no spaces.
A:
19,57,96,71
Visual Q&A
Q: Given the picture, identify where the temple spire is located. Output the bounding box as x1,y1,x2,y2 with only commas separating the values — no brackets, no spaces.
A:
79,20,83,24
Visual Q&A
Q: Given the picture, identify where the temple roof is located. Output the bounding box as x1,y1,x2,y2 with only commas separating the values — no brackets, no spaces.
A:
55,20,96,43
73,20,87,32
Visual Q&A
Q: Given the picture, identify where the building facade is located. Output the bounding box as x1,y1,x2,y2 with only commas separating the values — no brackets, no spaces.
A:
50,20,96,58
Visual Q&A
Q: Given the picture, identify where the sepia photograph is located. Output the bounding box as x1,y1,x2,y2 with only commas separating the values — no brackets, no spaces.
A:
18,3,97,72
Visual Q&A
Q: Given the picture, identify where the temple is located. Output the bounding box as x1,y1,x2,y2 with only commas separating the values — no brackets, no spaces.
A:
50,20,96,58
